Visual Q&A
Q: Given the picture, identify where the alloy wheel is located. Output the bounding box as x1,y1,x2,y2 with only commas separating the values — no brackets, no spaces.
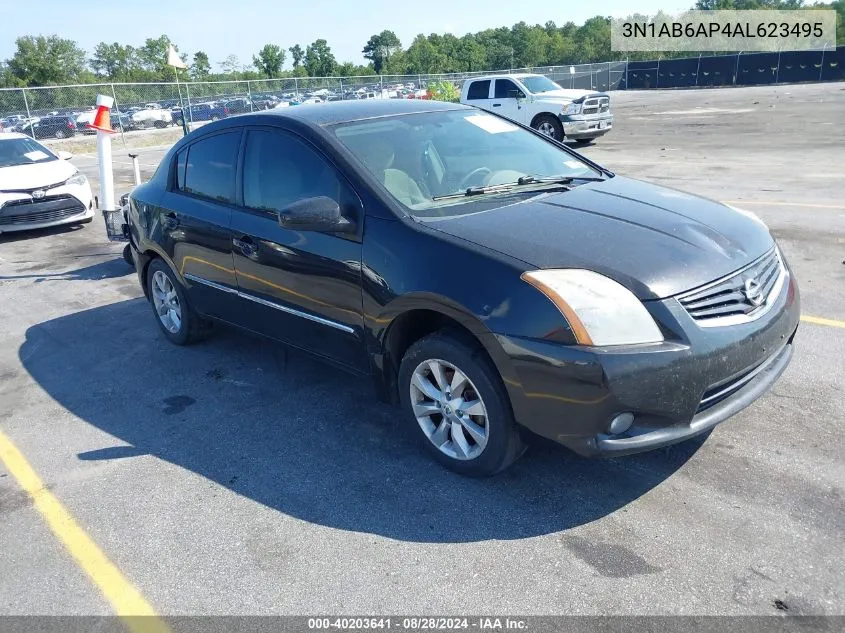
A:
151,270,182,334
537,121,556,138
409,358,489,461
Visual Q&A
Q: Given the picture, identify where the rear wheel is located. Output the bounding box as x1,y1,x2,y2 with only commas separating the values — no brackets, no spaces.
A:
122,243,134,265
398,330,525,476
532,114,564,142
154,120,168,129
54,129,66,139
146,259,208,345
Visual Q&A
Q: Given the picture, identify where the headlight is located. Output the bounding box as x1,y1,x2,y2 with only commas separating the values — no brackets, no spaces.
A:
65,171,87,186
725,204,769,231
521,269,664,346
562,102,581,115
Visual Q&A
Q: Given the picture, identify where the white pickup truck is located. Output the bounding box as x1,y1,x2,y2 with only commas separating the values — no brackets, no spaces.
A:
129,104,173,129
459,73,613,144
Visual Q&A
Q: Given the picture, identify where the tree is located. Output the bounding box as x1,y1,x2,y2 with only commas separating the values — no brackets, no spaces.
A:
304,39,337,77
289,44,304,68
219,54,241,75
253,44,285,78
404,35,446,74
136,35,178,76
7,35,87,86
362,30,402,74
90,42,137,79
191,51,211,80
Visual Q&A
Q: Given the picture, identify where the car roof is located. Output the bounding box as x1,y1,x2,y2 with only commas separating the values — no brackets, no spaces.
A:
253,99,470,126
465,73,542,82
0,133,35,140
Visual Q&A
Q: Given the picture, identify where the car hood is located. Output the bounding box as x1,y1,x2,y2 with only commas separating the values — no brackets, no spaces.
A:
533,89,601,103
0,159,75,192
421,176,774,300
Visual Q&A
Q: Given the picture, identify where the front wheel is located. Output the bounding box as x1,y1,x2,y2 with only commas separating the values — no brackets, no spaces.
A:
532,114,564,142
146,259,209,345
398,330,525,476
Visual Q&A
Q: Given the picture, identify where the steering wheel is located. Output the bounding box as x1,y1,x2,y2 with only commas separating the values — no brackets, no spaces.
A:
458,167,492,191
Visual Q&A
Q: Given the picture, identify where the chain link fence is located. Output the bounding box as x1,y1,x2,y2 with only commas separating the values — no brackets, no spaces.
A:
1,46,841,146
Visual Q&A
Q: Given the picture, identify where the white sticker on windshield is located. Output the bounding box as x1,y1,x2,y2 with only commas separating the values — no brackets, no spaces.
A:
464,115,518,134
564,160,583,169
24,150,50,161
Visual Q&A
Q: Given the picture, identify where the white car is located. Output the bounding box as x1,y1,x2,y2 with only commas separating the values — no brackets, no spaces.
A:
130,105,173,129
0,133,94,233
460,73,613,143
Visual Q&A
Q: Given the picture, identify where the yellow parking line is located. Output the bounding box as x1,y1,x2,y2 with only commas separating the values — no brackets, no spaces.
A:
801,315,845,329
722,200,845,210
0,428,170,633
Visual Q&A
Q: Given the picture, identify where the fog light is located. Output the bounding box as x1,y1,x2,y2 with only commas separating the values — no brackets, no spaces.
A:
608,412,634,435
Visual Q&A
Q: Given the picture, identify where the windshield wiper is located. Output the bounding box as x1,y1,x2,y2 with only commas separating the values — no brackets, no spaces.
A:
431,174,604,201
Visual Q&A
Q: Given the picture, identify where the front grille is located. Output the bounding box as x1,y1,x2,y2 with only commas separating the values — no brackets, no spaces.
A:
582,96,610,114
0,195,86,226
0,180,65,195
696,343,787,413
678,248,785,324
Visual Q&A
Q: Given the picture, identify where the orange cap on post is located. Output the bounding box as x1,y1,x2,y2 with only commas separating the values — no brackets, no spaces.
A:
86,94,115,134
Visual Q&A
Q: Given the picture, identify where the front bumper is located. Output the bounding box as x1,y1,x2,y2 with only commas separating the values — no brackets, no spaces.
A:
0,183,94,233
495,272,800,457
559,113,613,139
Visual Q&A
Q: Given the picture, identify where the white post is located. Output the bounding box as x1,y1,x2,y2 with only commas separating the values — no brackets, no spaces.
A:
94,94,116,213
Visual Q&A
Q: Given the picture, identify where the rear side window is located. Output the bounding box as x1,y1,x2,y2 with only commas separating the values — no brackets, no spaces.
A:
181,131,240,203
465,80,490,100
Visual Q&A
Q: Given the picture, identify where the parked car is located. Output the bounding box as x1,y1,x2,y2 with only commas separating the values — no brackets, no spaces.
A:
130,105,173,129
0,133,94,233
19,115,78,139
111,111,137,132
126,100,799,476
173,102,230,125
460,73,613,143
222,97,254,115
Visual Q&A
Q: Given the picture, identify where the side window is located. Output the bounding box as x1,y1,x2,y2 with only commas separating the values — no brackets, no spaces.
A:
182,131,240,203
242,129,353,215
465,80,491,100
175,148,187,190
494,79,521,99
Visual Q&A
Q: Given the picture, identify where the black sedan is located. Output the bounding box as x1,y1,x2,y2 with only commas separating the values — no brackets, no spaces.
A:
126,100,799,476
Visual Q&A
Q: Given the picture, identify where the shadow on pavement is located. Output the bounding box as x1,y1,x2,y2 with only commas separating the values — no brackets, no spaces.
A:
0,257,133,281
20,298,703,543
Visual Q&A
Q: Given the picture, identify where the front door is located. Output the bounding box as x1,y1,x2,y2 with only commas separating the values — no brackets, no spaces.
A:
492,78,526,125
157,129,241,320
229,127,366,371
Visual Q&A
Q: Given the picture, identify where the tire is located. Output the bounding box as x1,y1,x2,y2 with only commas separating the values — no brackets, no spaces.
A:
532,114,564,142
398,330,525,476
574,138,593,146
122,243,134,266
210,115,219,121
79,216,93,224
146,258,208,345
154,120,167,129
54,129,66,139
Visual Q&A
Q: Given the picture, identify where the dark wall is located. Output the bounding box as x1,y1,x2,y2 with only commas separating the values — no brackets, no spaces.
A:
618,46,843,90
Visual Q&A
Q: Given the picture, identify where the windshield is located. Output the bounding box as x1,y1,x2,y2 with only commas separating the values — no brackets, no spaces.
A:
0,137,57,168
520,75,563,94
332,109,603,217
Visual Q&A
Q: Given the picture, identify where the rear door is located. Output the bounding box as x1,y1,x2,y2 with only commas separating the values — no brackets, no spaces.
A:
463,79,493,112
492,78,526,125
157,130,242,321
229,127,366,371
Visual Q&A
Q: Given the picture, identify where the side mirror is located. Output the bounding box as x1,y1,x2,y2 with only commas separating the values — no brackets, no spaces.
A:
277,196,355,233
508,90,526,99
57,150,73,160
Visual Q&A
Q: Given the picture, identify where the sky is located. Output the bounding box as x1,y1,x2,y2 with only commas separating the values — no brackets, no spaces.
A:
2,1,691,70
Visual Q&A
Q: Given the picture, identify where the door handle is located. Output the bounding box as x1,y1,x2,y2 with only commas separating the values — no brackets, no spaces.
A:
162,212,179,230
492,103,501,107
233,235,258,258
